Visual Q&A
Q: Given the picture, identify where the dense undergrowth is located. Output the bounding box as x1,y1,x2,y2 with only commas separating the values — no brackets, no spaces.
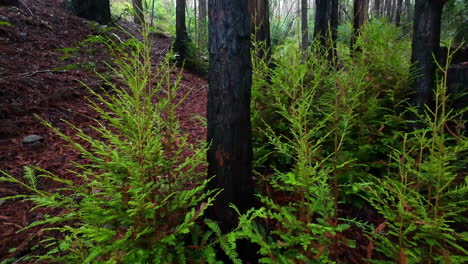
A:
0,20,467,263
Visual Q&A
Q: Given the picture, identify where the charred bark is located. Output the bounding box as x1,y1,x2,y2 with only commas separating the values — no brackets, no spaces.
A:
395,0,403,26
248,0,271,56
314,0,338,59
351,0,369,52
132,0,144,24
301,0,308,50
410,0,445,112
0,0,18,6
173,0,191,62
65,0,111,25
207,0,253,234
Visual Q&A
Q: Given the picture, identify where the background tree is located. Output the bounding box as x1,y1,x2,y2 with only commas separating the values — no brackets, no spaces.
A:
248,0,270,59
394,0,403,26
301,0,308,50
410,0,446,112
132,0,144,24
198,0,207,45
207,0,254,239
351,0,369,51
173,0,191,62
373,0,381,17
64,0,111,25
314,0,338,59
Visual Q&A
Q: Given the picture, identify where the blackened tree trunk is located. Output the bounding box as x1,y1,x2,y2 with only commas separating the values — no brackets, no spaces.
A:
301,0,308,51
132,0,144,24
65,0,111,25
248,0,271,57
174,0,191,62
411,0,445,112
351,0,369,52
314,0,338,59
207,0,253,239
394,0,403,26
0,0,18,6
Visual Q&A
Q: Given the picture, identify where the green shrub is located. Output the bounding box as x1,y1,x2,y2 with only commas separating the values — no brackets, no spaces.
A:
361,47,468,263
0,28,220,264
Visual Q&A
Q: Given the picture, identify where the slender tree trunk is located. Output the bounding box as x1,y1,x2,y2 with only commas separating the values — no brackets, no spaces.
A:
314,0,338,59
410,0,445,113
174,0,191,61
386,0,393,21
207,0,254,252
197,0,207,52
374,0,381,17
193,0,198,44
132,0,144,24
65,0,111,25
301,0,308,50
395,0,403,26
351,0,369,52
248,0,271,57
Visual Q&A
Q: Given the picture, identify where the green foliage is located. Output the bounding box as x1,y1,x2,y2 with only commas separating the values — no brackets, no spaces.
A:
362,47,468,263
0,21,12,27
249,19,465,263
0,27,220,263
442,0,468,43
250,40,368,262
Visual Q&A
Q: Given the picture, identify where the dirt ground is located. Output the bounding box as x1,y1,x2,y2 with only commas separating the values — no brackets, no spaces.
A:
0,1,207,262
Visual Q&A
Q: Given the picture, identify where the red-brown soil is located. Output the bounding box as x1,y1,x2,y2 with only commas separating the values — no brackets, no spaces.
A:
0,1,207,262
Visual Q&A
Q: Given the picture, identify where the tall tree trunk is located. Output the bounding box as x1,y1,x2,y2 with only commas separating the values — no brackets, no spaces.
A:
207,0,254,245
410,0,445,113
351,0,369,52
314,0,338,59
248,0,271,57
193,0,198,43
386,0,393,21
374,0,381,17
301,0,308,50
132,0,144,24
65,0,111,25
198,0,207,46
395,0,403,26
174,0,191,62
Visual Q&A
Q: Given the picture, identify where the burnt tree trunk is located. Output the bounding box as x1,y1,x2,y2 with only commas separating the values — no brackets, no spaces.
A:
410,0,445,112
351,0,369,52
395,0,403,26
314,0,338,59
174,0,191,62
132,0,144,24
248,0,271,57
65,0,111,25
301,0,308,50
207,0,253,234
0,0,18,6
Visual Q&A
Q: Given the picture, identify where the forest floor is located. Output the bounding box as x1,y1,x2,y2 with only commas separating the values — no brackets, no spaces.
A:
0,0,208,261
